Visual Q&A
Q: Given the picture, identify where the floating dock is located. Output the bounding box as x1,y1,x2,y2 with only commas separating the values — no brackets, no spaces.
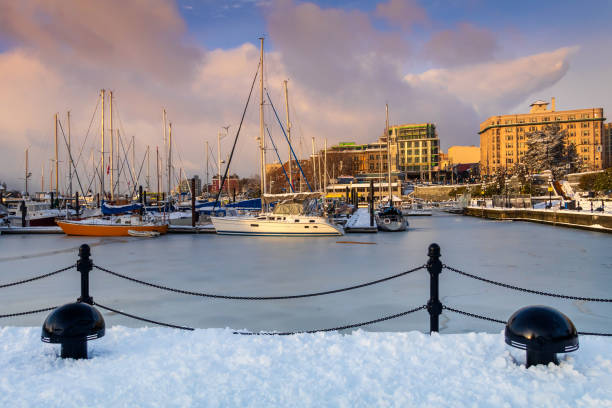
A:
168,224,216,234
0,226,63,234
344,208,377,233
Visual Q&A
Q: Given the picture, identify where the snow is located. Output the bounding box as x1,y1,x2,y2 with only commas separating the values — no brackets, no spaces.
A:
1,327,611,407
346,207,376,229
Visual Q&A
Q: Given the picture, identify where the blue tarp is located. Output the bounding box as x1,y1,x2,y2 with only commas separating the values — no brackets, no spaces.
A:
224,198,262,210
101,201,143,215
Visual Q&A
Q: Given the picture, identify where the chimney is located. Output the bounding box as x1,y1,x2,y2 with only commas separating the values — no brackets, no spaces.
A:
551,97,556,112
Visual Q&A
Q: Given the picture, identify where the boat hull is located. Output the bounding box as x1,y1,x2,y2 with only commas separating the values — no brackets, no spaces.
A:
375,216,407,232
57,220,168,236
211,216,343,236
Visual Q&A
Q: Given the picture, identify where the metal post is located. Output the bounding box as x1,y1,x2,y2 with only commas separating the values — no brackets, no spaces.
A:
191,178,196,227
77,244,93,305
75,192,80,218
370,179,374,227
50,192,55,209
426,243,443,333
20,200,27,227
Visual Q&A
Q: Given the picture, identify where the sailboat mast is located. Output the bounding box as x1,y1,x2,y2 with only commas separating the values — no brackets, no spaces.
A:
163,108,167,197
311,137,317,191
132,135,136,190
205,140,209,194
259,37,266,201
168,122,172,197
386,104,392,206
156,146,160,200
109,91,114,201
324,138,327,193
284,79,292,191
67,110,72,198
25,148,29,196
100,89,105,200
41,163,44,193
146,145,150,190
54,113,59,195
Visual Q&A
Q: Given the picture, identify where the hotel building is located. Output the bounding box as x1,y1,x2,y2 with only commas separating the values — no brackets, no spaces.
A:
479,98,606,177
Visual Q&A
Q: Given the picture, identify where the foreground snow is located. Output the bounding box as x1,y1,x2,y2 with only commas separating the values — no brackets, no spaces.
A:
1,327,611,407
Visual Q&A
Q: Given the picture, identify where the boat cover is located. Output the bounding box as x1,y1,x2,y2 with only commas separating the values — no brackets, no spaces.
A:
101,201,143,215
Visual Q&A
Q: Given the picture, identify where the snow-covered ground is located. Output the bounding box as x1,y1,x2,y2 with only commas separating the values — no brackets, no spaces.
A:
1,327,611,407
345,207,376,229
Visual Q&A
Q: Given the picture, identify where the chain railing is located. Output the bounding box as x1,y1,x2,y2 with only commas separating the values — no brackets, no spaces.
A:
2,243,611,337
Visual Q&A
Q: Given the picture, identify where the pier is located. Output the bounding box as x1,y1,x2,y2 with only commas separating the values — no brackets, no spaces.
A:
465,206,612,233
344,207,377,233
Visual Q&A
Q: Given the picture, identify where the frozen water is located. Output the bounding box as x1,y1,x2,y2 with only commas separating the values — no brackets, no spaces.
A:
1,213,611,335
0,327,611,407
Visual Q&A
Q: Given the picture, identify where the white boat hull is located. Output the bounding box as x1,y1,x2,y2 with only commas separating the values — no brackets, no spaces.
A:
375,216,407,232
211,215,343,236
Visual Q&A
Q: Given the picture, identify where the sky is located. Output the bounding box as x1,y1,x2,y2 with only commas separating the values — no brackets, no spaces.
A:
0,0,611,191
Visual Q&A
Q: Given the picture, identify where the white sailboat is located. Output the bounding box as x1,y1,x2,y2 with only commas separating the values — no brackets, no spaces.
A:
211,38,343,237
376,104,407,232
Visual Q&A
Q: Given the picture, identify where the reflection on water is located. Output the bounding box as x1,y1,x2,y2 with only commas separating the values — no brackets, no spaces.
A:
1,213,611,334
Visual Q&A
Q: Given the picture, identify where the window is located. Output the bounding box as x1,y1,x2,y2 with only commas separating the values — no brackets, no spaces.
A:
506,158,514,164
422,149,427,155
581,147,589,153
506,143,513,148
568,115,575,120
581,114,590,119
583,131,590,136
556,116,562,121
506,150,513,156
505,127,513,133
581,122,590,128
543,117,550,122
517,118,525,124
506,135,513,141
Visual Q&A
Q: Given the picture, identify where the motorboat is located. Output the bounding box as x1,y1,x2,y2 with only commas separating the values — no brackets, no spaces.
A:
376,206,408,232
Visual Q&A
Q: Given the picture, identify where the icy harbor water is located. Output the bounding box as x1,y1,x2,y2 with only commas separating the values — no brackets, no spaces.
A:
1,213,611,334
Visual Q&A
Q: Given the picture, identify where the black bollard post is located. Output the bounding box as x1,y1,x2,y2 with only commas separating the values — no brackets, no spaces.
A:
426,243,443,333
75,192,80,218
20,200,27,227
77,244,93,305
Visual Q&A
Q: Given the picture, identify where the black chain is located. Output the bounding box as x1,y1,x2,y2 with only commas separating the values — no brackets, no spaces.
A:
0,264,75,289
235,305,427,335
93,264,426,300
444,264,612,302
578,331,612,337
442,305,507,324
0,306,57,319
94,302,195,331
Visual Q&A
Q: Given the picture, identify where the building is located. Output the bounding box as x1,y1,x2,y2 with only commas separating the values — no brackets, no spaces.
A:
479,98,606,177
177,175,201,196
388,123,440,179
211,175,239,194
448,146,480,165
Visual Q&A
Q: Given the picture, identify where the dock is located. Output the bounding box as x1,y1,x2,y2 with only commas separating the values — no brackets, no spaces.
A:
168,224,216,234
344,208,377,233
0,226,63,234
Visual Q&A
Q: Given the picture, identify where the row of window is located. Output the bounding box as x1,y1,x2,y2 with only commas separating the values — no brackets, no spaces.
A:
496,113,594,126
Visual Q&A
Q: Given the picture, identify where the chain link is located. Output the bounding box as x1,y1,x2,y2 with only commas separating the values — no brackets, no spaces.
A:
94,302,194,331
578,331,612,337
236,305,427,335
93,264,426,300
443,264,612,302
0,264,75,289
442,305,507,324
0,306,57,319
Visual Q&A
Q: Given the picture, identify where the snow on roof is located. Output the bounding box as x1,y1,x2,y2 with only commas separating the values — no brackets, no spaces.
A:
530,100,549,106
2,327,611,406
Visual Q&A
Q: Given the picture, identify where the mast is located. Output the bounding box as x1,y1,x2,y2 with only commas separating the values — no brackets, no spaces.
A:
67,111,72,198
168,122,172,197
109,91,114,201
54,113,59,195
146,145,150,190
324,138,327,193
217,131,222,194
156,146,160,201
311,137,317,191
205,140,209,194
132,135,136,190
49,159,53,192
259,37,266,202
284,79,292,191
100,89,105,200
25,148,29,196
386,104,392,207
41,163,44,193
163,108,167,196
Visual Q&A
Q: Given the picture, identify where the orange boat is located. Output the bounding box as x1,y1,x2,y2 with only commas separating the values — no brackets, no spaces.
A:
57,217,168,237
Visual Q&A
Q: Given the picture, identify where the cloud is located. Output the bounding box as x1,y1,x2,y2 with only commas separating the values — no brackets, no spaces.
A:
422,23,498,68
405,46,578,115
375,0,427,30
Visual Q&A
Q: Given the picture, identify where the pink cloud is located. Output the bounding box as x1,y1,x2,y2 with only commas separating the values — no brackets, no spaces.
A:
375,0,427,30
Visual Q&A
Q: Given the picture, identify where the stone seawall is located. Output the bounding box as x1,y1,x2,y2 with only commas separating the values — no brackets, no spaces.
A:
465,207,612,233
413,185,463,201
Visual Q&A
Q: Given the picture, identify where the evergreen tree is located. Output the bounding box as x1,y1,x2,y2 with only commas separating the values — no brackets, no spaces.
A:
523,124,581,179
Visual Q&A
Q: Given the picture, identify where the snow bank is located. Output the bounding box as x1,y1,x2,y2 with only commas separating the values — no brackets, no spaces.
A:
1,327,611,407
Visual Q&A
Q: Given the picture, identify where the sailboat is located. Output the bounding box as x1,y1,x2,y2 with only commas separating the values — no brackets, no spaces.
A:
376,104,407,232
210,38,343,237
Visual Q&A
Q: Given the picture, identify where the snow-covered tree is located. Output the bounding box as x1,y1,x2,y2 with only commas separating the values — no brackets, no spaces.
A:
523,124,581,179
